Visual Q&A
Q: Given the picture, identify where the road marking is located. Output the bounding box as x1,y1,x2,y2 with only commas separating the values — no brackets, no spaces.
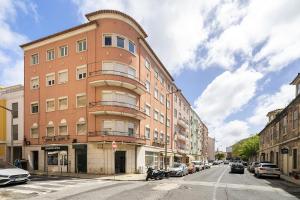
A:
213,166,228,200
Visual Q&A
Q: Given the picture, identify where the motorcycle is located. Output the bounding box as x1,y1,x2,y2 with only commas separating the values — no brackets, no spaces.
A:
146,167,165,181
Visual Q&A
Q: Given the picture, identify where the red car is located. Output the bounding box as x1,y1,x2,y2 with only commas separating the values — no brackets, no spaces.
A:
188,163,196,174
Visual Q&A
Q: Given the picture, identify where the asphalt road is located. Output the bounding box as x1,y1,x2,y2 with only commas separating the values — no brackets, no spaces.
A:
1,165,300,200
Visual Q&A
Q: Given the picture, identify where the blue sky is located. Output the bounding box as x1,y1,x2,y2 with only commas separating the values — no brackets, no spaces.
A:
0,0,299,150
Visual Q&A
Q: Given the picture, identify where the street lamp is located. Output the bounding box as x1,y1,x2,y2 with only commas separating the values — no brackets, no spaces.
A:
164,88,181,171
0,105,14,164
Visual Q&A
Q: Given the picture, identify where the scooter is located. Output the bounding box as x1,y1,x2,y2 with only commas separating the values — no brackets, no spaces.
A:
146,167,165,181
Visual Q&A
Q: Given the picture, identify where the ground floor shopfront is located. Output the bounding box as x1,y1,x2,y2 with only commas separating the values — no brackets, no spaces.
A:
259,137,300,176
24,143,177,175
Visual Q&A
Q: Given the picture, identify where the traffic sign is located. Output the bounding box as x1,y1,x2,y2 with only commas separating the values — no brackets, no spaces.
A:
112,141,117,151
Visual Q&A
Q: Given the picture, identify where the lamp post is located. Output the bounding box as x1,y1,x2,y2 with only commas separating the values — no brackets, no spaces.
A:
164,88,181,171
0,105,14,164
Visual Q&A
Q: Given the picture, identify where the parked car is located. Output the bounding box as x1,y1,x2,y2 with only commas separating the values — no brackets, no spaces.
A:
204,162,211,169
230,163,245,174
242,161,248,167
192,161,204,171
248,162,259,173
169,163,188,177
224,160,230,165
0,160,31,186
212,161,219,165
188,163,196,174
254,163,280,178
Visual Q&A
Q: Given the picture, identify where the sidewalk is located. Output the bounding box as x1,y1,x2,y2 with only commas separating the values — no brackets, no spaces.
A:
30,171,147,181
281,174,300,186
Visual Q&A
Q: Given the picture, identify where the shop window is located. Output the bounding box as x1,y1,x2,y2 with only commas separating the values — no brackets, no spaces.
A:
47,153,58,165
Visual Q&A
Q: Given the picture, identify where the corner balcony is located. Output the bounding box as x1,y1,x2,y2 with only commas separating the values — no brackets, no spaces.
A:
89,70,147,95
88,130,146,145
177,117,189,129
176,133,187,142
89,101,146,120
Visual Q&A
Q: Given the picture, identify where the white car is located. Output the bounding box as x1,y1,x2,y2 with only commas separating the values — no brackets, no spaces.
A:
192,161,204,171
0,160,31,185
254,163,280,178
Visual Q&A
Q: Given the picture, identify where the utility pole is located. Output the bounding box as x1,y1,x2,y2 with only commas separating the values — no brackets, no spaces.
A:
0,105,14,164
164,89,180,171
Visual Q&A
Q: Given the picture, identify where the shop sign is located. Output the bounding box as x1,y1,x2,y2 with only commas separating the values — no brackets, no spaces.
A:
42,146,68,151
281,147,289,154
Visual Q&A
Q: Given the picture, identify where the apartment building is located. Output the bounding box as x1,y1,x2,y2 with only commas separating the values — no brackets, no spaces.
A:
190,109,203,160
201,122,209,162
21,9,208,174
0,85,24,162
208,137,215,161
258,73,300,176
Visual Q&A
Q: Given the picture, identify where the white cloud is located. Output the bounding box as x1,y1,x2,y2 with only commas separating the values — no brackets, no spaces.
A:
194,65,263,126
247,84,295,126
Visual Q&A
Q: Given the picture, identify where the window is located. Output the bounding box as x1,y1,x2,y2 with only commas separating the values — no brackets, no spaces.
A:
154,69,158,79
293,110,298,129
12,103,18,118
47,153,58,165
102,91,136,107
47,49,55,61
31,53,39,65
77,39,87,52
103,120,136,136
46,99,55,112
13,125,18,140
59,125,68,135
58,97,68,110
128,122,135,136
145,127,150,139
283,116,287,134
145,104,150,116
77,123,87,135
174,94,177,103
160,113,164,124
46,73,55,86
31,77,39,89
167,135,170,144
167,118,170,127
160,94,164,104
102,62,136,79
145,80,150,93
160,133,164,142
76,94,86,108
167,100,170,109
104,35,112,46
47,126,55,136
58,70,68,84
31,127,39,138
145,59,150,70
154,88,158,99
174,109,177,118
59,45,68,57
129,41,135,54
76,65,87,80
154,110,158,121
293,149,297,169
117,36,125,48
31,102,39,114
154,130,158,140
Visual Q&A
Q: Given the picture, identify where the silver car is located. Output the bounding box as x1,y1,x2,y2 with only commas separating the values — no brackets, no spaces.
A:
0,160,31,185
254,163,280,178
169,163,189,177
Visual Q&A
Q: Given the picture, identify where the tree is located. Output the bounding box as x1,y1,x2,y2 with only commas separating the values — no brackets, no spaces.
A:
215,152,225,160
232,135,259,161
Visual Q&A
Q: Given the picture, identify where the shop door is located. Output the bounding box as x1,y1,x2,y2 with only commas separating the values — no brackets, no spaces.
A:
283,154,288,175
32,151,39,170
75,147,87,173
59,151,68,172
115,151,126,174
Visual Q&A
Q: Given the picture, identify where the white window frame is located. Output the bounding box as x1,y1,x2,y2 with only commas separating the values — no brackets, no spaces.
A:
30,127,39,139
31,53,39,65
30,76,39,90
58,69,68,84
76,93,86,108
77,122,87,135
160,113,164,124
128,40,136,54
103,34,113,46
154,110,159,121
145,103,151,116
46,49,55,61
154,88,158,99
77,38,87,52
145,80,150,93
59,124,68,135
46,73,55,87
46,98,55,112
30,101,39,114
59,45,68,57
116,36,125,48
76,65,87,80
46,126,55,137
145,58,150,70
145,126,150,139
58,96,68,110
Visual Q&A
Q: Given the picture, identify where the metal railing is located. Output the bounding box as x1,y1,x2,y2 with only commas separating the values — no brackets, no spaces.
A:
88,130,140,138
89,70,145,85
89,101,145,113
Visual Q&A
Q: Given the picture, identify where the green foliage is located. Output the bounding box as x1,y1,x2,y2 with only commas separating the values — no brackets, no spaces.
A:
215,152,225,160
232,135,259,160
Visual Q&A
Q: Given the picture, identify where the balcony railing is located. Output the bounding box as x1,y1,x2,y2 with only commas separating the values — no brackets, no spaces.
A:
89,70,145,85
42,135,70,142
88,130,137,137
89,101,145,112
88,130,146,144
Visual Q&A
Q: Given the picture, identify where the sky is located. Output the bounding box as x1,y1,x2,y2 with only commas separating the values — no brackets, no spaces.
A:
0,0,299,151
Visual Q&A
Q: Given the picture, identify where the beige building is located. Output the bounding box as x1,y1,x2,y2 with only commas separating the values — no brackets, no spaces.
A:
258,73,300,176
207,137,215,161
21,9,208,174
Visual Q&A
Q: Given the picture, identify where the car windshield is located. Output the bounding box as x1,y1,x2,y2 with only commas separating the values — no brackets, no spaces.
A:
0,160,15,169
173,163,181,168
262,164,278,168
192,161,201,165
